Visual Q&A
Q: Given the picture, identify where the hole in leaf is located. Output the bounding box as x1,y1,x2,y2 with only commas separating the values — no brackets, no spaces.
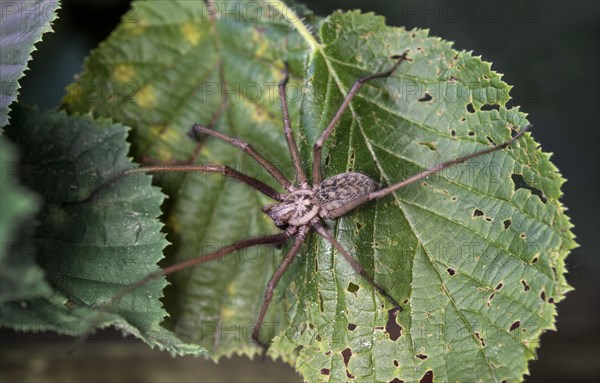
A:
447,268,456,276
466,103,476,113
347,282,360,294
488,293,495,303
320,368,330,376
416,354,428,360
450,129,456,137
420,370,433,383
495,282,504,290
475,332,486,346
485,217,492,222
520,233,526,239
348,323,357,331
473,209,484,217
486,135,497,146
324,154,330,166
419,141,437,151
510,321,521,331
540,291,546,301
549,297,555,303
468,131,475,137
316,334,322,341
393,360,399,367
532,255,539,264
503,219,512,229
386,307,402,341
342,347,352,367
449,75,458,83
389,379,405,383
356,221,365,231
481,104,500,111
403,299,409,305
511,174,548,203
418,93,433,102
521,280,531,291
318,291,324,312
451,196,458,202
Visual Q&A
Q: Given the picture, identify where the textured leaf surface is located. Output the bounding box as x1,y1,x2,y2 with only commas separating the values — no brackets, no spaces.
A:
0,0,59,128
270,11,576,383
0,138,48,303
1,105,202,356
64,0,311,358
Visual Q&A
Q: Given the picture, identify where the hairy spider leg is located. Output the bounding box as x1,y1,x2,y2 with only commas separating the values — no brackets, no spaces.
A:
312,50,411,185
191,124,293,191
278,62,308,188
324,125,533,219
69,230,291,355
251,225,310,354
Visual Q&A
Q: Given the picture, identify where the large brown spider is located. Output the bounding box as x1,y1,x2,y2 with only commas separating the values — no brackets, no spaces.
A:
85,50,530,353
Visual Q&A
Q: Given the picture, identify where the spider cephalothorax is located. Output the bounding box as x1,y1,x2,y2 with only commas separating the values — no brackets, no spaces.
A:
87,50,531,354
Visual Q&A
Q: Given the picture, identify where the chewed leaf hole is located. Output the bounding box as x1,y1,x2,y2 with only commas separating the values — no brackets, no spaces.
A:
450,129,456,137
320,368,330,376
468,130,475,136
475,332,486,346
419,141,437,151
418,93,433,102
389,378,404,383
393,360,399,367
495,282,504,290
511,174,548,203
416,353,428,360
540,290,546,301
481,103,500,111
342,347,352,366
447,268,456,276
521,280,531,291
473,209,484,217
503,219,512,229
386,307,402,341
420,370,433,383
486,135,497,145
347,282,360,294
348,323,357,331
510,320,521,331
466,103,476,113
318,292,324,312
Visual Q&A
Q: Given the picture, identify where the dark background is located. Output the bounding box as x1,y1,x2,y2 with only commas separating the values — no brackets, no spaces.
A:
1,1,598,382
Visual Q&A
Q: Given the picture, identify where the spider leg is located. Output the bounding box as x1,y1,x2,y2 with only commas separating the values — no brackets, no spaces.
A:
279,62,308,188
313,222,401,309
64,164,284,205
69,230,291,355
191,124,293,191
312,51,411,185
324,124,533,218
251,225,309,355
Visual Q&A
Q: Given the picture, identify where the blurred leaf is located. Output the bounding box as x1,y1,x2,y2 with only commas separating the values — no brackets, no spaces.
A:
270,11,577,383
1,105,203,356
0,138,47,303
0,0,60,128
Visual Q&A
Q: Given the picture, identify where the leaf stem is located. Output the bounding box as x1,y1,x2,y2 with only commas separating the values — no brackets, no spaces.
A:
269,0,322,52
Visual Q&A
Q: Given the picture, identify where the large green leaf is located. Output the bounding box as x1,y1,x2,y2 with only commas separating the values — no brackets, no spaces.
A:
1,105,202,356
270,11,576,383
0,0,60,128
62,1,576,381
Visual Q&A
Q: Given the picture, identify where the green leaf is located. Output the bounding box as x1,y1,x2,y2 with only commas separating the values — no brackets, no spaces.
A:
64,0,312,358
1,105,202,356
0,0,60,128
0,138,48,303
62,1,576,381
270,11,576,382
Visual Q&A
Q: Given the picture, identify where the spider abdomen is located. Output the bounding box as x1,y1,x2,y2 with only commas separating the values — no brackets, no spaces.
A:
315,172,377,219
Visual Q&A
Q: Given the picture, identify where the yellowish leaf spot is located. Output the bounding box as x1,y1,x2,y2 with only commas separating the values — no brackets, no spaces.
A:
112,64,136,83
181,22,202,46
221,307,236,321
135,85,156,108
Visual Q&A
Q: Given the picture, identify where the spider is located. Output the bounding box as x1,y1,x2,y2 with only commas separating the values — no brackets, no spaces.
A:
83,50,530,353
